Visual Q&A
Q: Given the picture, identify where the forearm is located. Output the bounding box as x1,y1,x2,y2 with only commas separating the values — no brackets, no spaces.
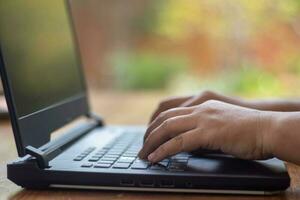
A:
268,112,300,165
203,92,300,112
244,99,300,112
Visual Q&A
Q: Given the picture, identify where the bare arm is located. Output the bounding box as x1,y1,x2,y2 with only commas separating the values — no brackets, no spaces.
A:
269,112,300,165
179,91,300,112
149,91,300,122
243,99,300,112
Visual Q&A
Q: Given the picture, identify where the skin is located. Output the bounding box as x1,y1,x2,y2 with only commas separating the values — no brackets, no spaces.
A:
138,90,300,165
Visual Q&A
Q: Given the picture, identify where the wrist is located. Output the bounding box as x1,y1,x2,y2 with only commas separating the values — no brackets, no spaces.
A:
261,111,292,160
259,111,279,158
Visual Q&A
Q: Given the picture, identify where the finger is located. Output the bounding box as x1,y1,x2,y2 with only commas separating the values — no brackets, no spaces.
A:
180,93,214,107
139,114,197,159
150,96,192,123
144,106,195,142
148,129,207,163
180,91,240,108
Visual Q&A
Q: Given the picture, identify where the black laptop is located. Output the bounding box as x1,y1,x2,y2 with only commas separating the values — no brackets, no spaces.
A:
0,0,290,195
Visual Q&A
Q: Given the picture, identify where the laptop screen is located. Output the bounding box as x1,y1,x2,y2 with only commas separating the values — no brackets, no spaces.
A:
0,0,85,118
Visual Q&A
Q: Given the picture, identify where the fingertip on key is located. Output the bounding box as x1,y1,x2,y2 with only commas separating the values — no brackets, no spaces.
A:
148,153,156,163
138,150,145,159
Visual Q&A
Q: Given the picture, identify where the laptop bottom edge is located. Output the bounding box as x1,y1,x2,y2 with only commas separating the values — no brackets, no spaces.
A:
50,184,282,195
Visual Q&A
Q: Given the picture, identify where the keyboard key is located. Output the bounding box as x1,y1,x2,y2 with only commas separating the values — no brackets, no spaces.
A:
81,163,93,168
101,157,117,161
173,157,189,161
96,150,107,154
171,154,190,160
73,156,84,161
108,149,123,153
169,162,187,167
122,153,137,157
88,157,101,162
106,152,122,156
168,163,186,171
92,155,102,159
113,162,131,169
98,160,114,164
94,163,111,168
125,151,138,154
168,167,185,172
150,165,166,170
112,147,126,151
131,162,149,170
103,145,113,149
74,147,97,161
158,161,169,167
80,153,89,157
117,156,135,163
83,150,92,154
84,147,95,154
103,154,119,159
170,159,188,163
135,159,150,164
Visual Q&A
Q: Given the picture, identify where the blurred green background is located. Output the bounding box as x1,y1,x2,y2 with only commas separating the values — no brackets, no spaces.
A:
70,0,300,98
3,0,300,99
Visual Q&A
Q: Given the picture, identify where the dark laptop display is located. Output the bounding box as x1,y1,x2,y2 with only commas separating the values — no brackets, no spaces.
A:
0,0,84,117
0,0,89,156
0,0,290,195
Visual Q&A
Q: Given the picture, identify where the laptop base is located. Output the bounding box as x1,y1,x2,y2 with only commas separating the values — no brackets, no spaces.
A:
7,126,290,195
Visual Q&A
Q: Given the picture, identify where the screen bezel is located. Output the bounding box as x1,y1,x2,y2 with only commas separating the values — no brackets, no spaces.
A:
0,0,90,157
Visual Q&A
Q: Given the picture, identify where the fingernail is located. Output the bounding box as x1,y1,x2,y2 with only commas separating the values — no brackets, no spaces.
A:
148,153,156,162
138,151,143,158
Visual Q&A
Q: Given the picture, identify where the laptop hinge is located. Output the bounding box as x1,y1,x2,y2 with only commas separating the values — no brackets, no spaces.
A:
25,146,50,168
25,116,102,169
86,112,104,127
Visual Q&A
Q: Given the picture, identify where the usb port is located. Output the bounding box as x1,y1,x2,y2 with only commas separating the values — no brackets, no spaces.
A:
120,179,134,186
186,182,193,188
160,180,174,188
139,180,154,187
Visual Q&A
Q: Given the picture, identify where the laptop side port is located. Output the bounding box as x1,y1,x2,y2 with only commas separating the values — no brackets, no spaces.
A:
160,180,175,188
120,179,135,186
139,180,155,187
185,182,193,188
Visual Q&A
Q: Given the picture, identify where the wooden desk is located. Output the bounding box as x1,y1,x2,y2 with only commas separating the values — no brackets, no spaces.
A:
1,91,300,200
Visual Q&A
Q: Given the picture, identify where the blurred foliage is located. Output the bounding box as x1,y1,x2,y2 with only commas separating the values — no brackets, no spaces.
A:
220,66,282,97
2,0,300,98
154,0,300,39
114,0,300,97
287,57,300,75
112,53,186,90
169,65,283,98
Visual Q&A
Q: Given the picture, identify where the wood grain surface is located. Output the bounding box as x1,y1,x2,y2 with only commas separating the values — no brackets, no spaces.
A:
1,91,300,200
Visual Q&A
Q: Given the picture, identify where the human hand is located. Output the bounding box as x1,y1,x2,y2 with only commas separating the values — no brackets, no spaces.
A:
146,91,243,141
149,95,193,123
138,100,275,163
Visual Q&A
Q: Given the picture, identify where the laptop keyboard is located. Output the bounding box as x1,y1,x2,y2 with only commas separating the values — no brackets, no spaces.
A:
73,132,190,172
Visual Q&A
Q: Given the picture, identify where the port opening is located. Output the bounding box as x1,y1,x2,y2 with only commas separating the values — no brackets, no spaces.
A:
120,179,135,186
185,182,193,188
160,180,175,188
139,180,155,187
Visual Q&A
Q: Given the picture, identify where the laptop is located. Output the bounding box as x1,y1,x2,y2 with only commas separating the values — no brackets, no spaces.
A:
0,0,290,195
